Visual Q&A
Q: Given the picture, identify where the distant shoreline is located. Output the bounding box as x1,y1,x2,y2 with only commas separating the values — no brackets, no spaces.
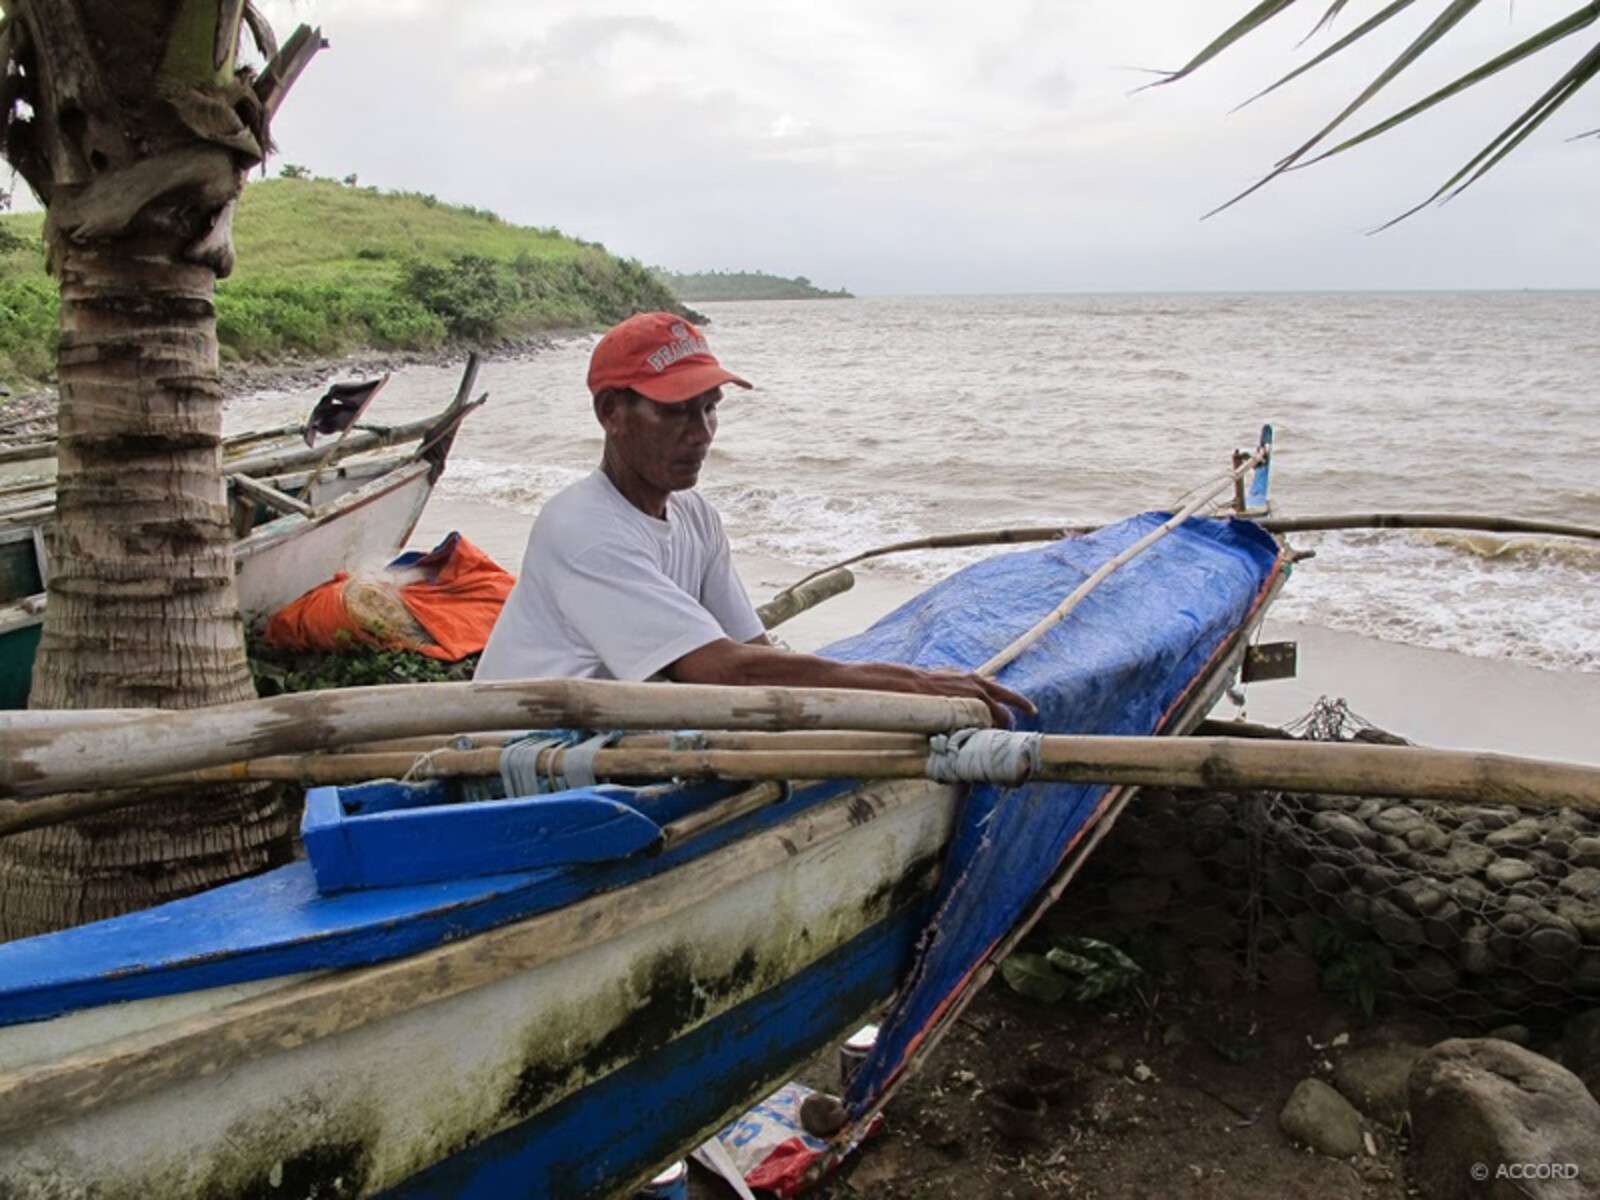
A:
0,331,577,448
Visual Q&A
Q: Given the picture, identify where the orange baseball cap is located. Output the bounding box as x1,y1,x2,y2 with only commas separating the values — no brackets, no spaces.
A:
587,312,753,403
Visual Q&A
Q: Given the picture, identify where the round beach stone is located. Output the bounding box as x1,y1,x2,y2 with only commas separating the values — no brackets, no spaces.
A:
1371,806,1424,837
1458,806,1522,832
1555,898,1600,945
1371,896,1427,948
1405,822,1450,853
1559,867,1600,900
1311,811,1373,850
1572,837,1600,869
1443,840,1492,876
1279,1078,1364,1158
1333,1043,1426,1123
1485,819,1542,850
1486,859,1536,889
1397,879,1450,917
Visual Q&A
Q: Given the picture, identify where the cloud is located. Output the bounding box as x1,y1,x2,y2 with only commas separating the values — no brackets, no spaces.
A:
250,0,1598,292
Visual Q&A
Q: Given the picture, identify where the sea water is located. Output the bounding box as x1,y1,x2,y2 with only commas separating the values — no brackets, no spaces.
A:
227,291,1599,677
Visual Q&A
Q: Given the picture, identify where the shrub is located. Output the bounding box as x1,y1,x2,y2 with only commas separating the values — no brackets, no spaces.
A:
400,254,517,341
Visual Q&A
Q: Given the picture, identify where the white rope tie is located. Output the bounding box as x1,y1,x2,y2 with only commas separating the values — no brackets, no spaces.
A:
925,728,1042,785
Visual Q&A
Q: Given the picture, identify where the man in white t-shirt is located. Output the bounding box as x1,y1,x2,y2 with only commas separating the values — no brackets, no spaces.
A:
475,312,1031,727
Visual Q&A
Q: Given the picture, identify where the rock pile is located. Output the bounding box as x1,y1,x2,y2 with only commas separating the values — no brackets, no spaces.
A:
1055,787,1600,1022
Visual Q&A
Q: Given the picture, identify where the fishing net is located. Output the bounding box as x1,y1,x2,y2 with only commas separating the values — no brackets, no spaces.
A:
1048,697,1600,1027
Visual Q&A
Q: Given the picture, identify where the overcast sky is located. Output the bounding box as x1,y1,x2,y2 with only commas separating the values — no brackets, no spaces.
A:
249,0,1596,294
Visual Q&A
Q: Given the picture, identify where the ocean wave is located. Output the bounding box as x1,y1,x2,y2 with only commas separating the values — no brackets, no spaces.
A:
1271,531,1599,673
435,459,589,514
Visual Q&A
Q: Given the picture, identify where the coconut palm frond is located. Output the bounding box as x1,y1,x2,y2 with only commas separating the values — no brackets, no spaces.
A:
1301,5,1600,168
1245,0,1418,110
1183,1,1600,219
1267,0,1485,170
1373,37,1600,228
1202,0,1484,215
1311,0,1357,37
1144,0,1301,89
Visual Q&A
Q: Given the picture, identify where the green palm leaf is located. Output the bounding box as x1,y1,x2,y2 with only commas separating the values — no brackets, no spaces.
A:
1172,1,1600,221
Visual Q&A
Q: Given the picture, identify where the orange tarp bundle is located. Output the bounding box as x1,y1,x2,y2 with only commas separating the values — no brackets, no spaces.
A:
264,533,513,661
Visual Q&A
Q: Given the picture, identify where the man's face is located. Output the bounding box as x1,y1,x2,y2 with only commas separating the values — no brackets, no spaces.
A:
600,387,722,494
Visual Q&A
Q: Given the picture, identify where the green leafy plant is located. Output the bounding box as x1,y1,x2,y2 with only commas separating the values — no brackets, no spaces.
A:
1314,923,1384,1016
1000,936,1145,1005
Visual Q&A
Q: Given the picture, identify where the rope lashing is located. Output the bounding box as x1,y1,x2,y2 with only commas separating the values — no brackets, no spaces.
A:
925,728,1042,785
499,731,623,795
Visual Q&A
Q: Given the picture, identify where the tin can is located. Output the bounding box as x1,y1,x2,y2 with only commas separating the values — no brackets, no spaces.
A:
635,1160,688,1200
838,1023,880,1090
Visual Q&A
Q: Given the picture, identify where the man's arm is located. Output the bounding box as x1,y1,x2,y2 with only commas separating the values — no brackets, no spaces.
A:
667,638,1034,728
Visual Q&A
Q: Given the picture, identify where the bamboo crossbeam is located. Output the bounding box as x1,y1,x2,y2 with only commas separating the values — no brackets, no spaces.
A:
0,680,991,801
1260,512,1600,542
227,471,313,518
756,566,855,630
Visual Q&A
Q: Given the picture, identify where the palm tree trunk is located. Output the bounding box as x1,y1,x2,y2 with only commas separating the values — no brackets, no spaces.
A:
0,235,294,940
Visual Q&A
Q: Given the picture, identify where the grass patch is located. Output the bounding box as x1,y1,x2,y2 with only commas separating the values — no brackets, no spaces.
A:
0,178,686,385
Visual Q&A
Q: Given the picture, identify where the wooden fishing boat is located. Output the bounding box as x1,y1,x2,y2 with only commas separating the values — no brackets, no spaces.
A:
6,425,1600,1199
0,359,484,709
0,430,1302,1198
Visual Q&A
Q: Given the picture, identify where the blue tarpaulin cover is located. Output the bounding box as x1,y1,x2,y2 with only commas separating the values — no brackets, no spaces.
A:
823,512,1285,1110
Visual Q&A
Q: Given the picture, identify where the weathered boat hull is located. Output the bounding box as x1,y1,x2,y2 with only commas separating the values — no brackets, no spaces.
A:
0,458,439,710
0,777,957,1198
235,458,437,622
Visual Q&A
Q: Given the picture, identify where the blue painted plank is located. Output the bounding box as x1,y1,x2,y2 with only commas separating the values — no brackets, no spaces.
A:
302,784,664,893
0,778,848,1028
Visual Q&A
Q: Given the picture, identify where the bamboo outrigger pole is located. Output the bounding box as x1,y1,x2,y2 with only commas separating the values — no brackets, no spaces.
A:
766,512,1600,607
6,730,1600,839
0,679,991,802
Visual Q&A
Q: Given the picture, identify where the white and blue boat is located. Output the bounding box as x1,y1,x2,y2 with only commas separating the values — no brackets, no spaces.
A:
0,489,1289,1197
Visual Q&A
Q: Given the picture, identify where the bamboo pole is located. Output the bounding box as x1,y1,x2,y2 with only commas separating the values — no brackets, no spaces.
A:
0,732,935,838
0,680,991,800
10,733,1597,840
1259,512,1600,541
756,566,855,630
765,511,1600,608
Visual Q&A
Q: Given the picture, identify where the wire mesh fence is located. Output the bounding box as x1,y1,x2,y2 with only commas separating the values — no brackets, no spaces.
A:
1047,699,1600,1026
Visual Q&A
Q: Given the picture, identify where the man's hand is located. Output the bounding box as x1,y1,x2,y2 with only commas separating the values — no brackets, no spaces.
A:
910,668,1036,729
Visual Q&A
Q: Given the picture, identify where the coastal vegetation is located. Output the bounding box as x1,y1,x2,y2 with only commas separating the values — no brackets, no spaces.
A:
0,177,685,386
653,267,852,302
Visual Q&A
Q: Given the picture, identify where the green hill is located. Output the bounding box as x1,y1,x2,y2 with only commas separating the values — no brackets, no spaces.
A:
655,269,852,302
0,178,687,384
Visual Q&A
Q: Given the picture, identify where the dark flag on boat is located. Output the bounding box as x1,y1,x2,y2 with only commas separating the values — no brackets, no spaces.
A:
304,375,388,446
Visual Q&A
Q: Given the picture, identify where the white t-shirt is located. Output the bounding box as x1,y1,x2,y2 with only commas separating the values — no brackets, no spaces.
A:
475,470,765,682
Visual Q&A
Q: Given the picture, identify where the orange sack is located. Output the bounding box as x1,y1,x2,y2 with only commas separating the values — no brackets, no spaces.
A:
264,533,514,662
